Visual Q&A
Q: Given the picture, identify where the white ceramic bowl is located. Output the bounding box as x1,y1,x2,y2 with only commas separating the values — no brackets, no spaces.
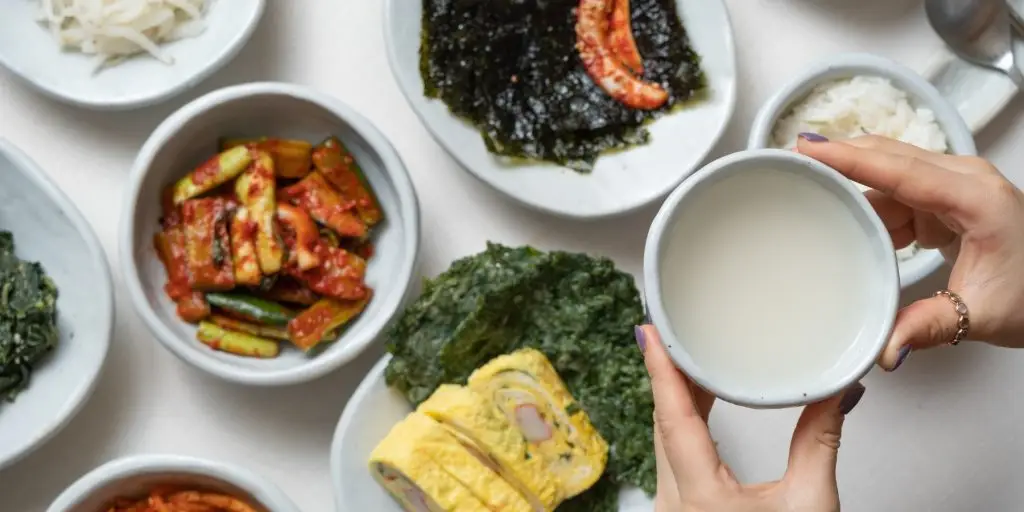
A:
329,355,654,511
383,0,737,219
747,52,978,289
0,139,113,471
643,149,899,409
0,1,264,110
47,454,301,512
120,83,420,386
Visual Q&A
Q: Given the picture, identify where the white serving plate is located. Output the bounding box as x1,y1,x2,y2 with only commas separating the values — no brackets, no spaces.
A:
330,355,655,511
0,139,113,471
120,83,421,386
0,0,264,110
383,0,737,219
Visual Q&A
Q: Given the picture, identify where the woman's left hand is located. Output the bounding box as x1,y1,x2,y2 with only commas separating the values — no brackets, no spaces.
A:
636,324,865,512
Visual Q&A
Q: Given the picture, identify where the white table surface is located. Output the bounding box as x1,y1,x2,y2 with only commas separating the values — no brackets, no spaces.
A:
2,0,1024,510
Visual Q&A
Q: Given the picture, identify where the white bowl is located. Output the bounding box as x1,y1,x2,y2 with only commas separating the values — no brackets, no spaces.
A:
747,52,978,289
383,0,737,219
47,454,301,512
643,149,899,409
0,1,264,110
120,82,420,386
0,139,113,471
329,355,655,511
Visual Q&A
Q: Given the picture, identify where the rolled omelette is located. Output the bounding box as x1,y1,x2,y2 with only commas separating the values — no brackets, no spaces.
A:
417,384,562,511
467,348,608,499
371,412,534,512
369,414,490,512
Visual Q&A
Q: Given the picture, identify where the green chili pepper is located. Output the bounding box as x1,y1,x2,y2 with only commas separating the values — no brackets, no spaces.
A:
206,292,295,326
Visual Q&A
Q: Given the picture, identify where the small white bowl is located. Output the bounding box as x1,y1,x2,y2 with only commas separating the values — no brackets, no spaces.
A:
383,0,737,219
329,355,655,511
643,149,899,409
0,1,264,110
747,52,978,289
120,82,420,386
47,454,301,512
0,139,113,471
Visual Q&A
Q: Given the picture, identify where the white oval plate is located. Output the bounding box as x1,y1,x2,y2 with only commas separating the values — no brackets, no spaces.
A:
383,0,737,219
330,355,655,511
0,0,264,110
0,139,113,471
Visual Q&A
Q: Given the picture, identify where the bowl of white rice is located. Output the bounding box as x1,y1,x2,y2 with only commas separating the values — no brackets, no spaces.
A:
747,52,976,290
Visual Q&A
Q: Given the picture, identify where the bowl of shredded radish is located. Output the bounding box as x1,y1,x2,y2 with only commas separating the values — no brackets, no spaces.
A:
0,0,264,109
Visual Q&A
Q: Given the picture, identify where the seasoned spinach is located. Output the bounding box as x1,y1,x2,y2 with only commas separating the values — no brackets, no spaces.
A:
420,0,705,171
385,243,653,509
0,231,59,403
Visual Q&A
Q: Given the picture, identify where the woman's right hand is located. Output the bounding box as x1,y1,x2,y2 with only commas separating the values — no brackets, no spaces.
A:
797,134,1024,368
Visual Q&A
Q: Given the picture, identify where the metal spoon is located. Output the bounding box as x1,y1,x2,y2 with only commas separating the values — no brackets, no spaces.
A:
925,0,1023,88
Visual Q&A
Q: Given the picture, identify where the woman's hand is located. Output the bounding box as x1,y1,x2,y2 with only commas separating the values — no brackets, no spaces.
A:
636,324,865,512
797,135,1024,368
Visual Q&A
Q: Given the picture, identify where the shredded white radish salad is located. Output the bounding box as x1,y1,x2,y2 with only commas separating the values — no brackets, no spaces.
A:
35,0,210,70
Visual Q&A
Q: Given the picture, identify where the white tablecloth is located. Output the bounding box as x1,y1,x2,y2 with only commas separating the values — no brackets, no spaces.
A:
2,1,1023,510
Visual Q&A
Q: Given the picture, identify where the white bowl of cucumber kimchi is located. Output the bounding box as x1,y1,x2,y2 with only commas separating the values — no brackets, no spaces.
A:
119,82,420,386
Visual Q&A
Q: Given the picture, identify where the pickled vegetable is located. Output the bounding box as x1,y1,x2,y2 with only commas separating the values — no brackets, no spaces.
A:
229,207,262,286
276,203,321,271
172,146,252,203
196,321,280,358
281,172,367,239
181,198,235,291
288,245,368,301
210,314,289,341
154,226,210,322
288,293,371,351
313,137,383,226
206,292,295,326
235,150,284,274
220,137,313,179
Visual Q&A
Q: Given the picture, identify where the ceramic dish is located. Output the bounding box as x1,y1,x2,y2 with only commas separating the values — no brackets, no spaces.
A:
643,149,899,409
330,355,655,511
747,53,977,290
47,454,301,512
0,1,264,110
923,46,1020,134
120,82,420,386
383,0,737,219
0,139,113,471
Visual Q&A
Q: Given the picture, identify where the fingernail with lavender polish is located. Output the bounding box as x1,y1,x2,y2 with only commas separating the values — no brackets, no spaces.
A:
839,383,866,415
798,132,829,142
634,325,647,354
889,345,912,372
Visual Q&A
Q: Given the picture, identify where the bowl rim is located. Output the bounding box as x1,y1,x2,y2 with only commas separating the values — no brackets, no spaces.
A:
0,138,114,472
381,0,739,220
46,454,302,512
643,148,900,409
329,354,392,510
0,0,265,111
118,82,421,386
745,52,978,289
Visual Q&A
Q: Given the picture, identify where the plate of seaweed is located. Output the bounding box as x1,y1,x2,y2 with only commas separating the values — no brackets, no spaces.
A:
384,0,736,218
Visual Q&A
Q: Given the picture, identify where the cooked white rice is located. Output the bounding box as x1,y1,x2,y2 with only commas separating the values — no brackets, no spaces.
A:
771,76,951,262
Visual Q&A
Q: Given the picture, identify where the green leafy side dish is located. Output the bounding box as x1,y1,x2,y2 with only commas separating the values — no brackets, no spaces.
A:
385,243,652,511
420,0,706,171
0,231,59,403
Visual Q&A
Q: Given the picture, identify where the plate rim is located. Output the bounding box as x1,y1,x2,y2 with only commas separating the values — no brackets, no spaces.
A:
381,0,739,219
0,0,266,111
0,138,114,472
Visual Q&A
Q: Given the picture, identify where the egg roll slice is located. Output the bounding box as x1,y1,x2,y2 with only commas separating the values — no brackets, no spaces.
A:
418,385,562,511
402,412,534,512
369,417,489,512
468,348,608,499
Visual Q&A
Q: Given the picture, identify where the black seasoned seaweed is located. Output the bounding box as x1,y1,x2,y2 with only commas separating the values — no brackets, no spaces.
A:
0,231,59,403
421,0,705,170
385,243,652,510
